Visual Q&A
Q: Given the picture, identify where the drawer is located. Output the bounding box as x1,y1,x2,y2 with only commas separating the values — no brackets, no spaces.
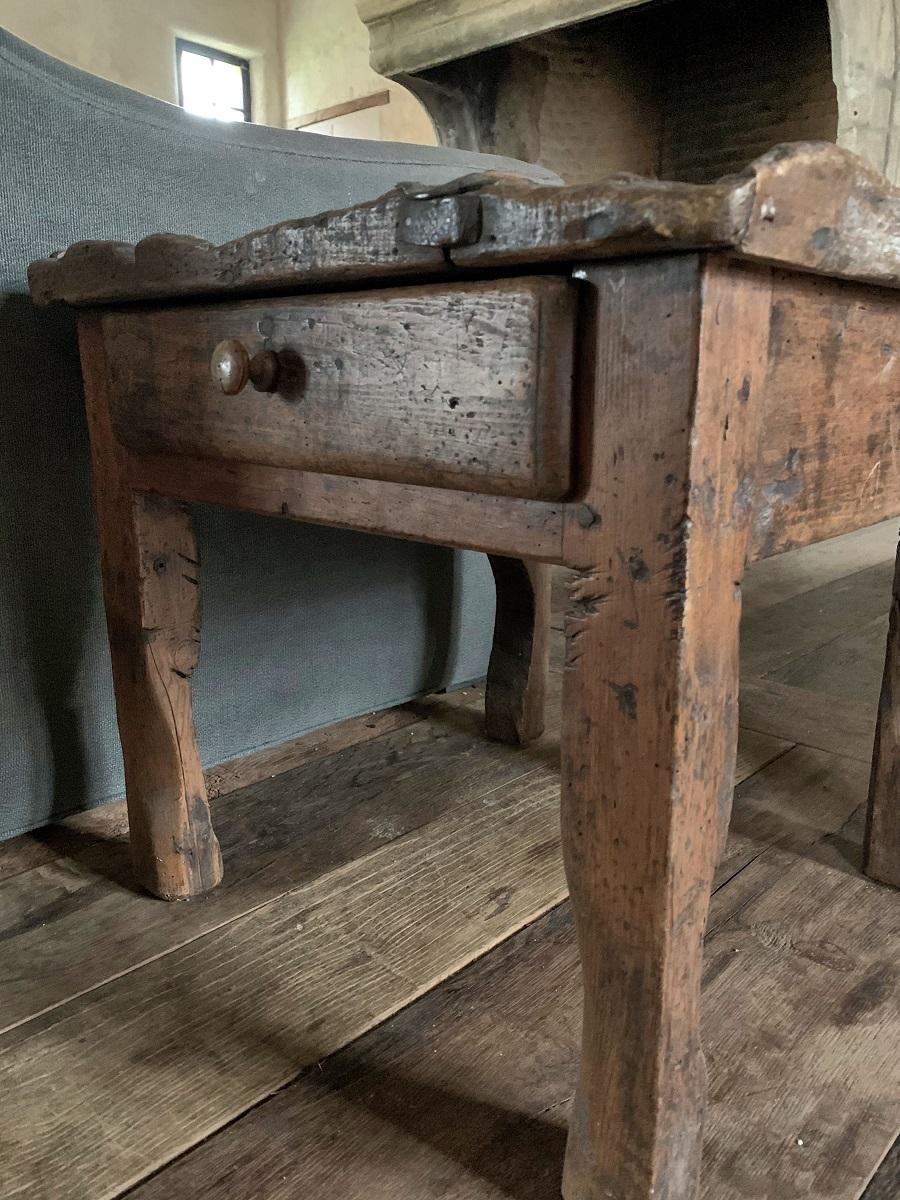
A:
102,276,577,499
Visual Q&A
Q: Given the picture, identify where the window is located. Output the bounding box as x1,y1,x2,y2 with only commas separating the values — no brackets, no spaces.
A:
176,39,251,123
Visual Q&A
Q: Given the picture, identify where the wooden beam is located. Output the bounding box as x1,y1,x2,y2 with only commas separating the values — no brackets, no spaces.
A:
289,89,390,130
127,454,565,562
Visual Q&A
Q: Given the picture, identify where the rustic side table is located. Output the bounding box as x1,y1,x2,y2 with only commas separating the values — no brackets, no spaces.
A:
30,141,900,1200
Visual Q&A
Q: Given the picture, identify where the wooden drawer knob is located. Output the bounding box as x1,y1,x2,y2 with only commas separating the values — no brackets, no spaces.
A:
210,339,279,394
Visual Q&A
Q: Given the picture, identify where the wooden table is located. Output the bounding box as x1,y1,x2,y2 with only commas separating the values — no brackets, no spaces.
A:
29,141,900,1200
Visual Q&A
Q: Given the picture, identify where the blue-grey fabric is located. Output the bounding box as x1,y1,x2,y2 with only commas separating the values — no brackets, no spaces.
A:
0,28,559,838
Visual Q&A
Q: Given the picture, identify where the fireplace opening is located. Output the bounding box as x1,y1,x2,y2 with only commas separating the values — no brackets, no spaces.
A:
412,0,838,186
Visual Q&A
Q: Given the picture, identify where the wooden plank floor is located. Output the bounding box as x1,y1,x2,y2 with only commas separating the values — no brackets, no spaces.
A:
1,519,899,1199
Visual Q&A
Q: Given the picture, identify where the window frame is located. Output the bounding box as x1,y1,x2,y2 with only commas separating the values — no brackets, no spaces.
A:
175,37,252,123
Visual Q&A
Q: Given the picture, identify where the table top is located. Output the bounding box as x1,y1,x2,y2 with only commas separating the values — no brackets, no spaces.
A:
29,143,900,308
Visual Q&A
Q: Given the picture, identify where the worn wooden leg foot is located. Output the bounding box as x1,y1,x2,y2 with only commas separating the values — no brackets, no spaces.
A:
81,318,222,900
105,494,222,899
485,556,549,744
865,535,900,888
560,256,771,1199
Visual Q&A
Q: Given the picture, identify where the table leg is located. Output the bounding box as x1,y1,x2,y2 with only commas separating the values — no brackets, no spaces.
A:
866,537,900,888
79,315,222,900
485,556,549,744
560,255,771,1198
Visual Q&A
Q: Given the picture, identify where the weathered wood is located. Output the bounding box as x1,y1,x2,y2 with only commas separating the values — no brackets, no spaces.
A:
485,557,549,744
715,744,867,905
701,853,900,1200
117,265,900,571
771,614,887,700
27,137,900,1200
123,747,897,1200
0,660,787,1041
739,675,876,764
557,254,772,1200
740,560,895,679
31,145,900,308
4,519,895,1198
127,454,565,561
0,720,865,1200
828,0,900,183
102,278,576,500
751,268,900,555
204,705,420,800
78,315,221,901
742,517,898,612
26,171,746,304
866,539,900,888
0,700,419,886
0,685,558,1035
0,771,569,1200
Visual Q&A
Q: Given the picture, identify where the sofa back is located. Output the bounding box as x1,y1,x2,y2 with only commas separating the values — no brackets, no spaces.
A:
0,28,555,837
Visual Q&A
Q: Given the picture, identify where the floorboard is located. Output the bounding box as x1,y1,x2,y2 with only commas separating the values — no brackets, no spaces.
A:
0,524,896,1200
0,703,420,886
740,560,895,679
127,811,900,1200
739,676,875,762
0,690,541,1032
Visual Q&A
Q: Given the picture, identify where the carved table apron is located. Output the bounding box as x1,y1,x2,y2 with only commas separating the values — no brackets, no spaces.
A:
30,141,900,1200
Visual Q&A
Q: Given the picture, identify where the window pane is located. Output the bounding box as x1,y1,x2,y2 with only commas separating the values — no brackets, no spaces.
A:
211,58,246,111
179,47,248,122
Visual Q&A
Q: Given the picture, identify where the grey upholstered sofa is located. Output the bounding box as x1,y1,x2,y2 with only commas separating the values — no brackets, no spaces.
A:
0,27,557,838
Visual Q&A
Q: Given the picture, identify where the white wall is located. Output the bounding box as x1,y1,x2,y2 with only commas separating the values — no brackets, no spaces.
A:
0,0,435,143
0,0,284,126
278,0,435,143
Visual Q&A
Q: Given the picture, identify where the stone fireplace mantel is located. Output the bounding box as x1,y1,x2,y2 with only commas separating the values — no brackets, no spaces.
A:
357,0,900,182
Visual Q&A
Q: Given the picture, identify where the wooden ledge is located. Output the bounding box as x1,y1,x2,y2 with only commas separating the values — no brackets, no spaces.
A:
28,142,900,306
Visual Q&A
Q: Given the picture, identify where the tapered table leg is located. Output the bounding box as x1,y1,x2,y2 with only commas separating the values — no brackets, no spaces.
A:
560,255,771,1198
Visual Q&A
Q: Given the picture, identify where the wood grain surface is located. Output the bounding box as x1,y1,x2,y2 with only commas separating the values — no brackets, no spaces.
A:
485,557,549,743
30,144,900,306
78,316,222,900
750,271,900,556
104,278,575,499
557,254,773,1199
124,749,898,1200
1,528,896,1200
127,453,566,560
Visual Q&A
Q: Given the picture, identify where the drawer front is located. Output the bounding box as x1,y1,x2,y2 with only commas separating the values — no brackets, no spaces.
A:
103,277,576,499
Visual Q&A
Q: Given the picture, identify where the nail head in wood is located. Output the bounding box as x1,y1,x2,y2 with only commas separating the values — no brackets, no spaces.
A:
575,504,600,529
